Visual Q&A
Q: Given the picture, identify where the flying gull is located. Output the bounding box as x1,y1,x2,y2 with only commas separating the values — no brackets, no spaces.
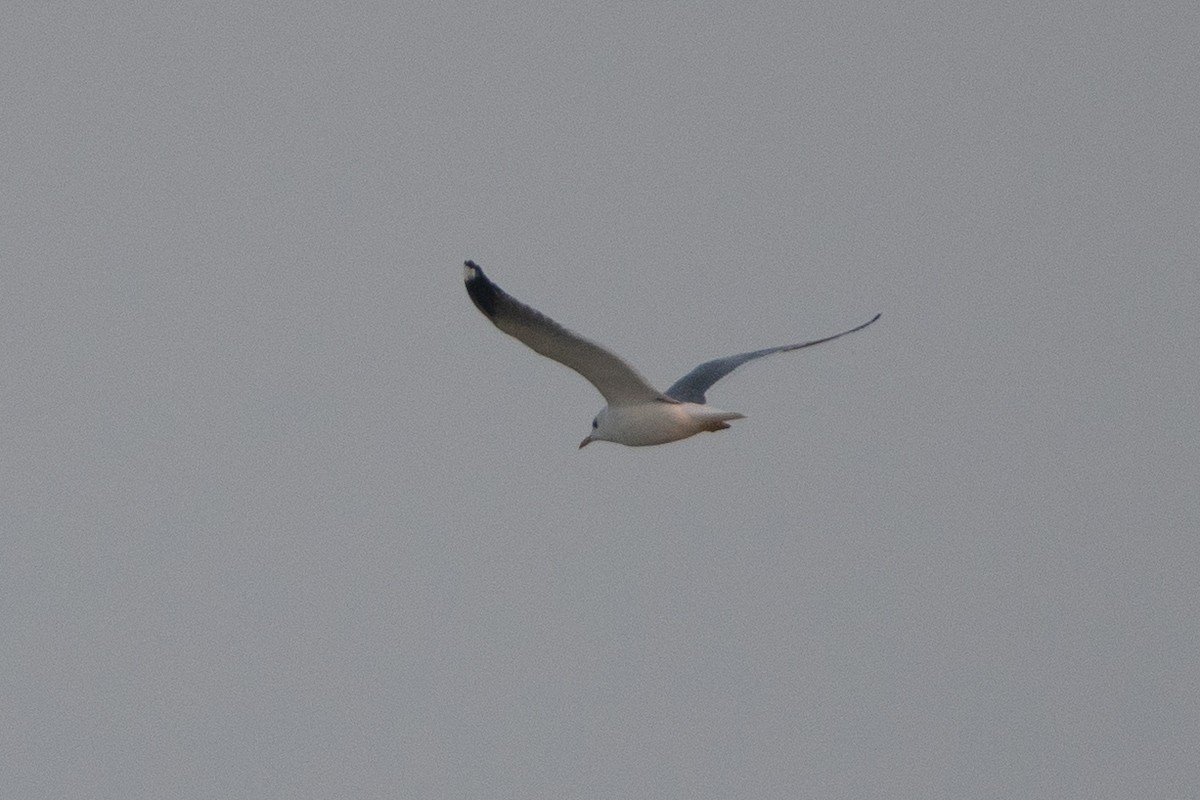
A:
463,260,879,448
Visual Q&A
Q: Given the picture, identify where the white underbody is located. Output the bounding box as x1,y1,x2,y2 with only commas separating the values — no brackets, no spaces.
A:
587,401,745,447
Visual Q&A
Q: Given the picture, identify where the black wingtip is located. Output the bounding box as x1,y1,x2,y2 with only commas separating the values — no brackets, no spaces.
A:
853,312,882,335
463,260,499,317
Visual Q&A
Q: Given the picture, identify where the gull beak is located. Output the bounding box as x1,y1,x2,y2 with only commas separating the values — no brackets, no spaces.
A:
578,435,592,449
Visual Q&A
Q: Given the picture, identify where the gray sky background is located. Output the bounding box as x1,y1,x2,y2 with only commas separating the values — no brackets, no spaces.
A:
4,3,1197,798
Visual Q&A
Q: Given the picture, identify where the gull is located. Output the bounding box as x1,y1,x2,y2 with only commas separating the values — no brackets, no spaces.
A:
463,260,879,448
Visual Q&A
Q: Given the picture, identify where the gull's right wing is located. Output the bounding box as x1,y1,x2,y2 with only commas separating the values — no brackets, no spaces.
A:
464,261,669,407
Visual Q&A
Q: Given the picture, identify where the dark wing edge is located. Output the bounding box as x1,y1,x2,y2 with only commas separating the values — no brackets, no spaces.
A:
664,312,881,403
463,260,667,406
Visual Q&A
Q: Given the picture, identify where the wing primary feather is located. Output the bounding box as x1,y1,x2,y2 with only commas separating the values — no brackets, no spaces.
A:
463,260,499,316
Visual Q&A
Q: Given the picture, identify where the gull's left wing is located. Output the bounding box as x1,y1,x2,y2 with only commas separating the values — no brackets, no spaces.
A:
664,313,881,404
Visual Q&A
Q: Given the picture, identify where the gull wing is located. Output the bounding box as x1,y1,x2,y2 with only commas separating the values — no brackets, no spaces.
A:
664,313,881,404
464,261,668,407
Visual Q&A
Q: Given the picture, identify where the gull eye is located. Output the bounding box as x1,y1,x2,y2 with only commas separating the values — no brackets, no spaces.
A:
592,418,598,429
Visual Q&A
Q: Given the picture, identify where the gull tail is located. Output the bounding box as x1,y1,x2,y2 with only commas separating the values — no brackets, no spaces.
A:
694,408,746,432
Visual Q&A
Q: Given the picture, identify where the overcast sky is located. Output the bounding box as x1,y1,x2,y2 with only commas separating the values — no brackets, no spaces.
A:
4,3,1197,798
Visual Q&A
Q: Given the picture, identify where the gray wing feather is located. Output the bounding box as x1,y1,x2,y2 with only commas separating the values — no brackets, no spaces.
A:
665,313,881,403
464,261,667,407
